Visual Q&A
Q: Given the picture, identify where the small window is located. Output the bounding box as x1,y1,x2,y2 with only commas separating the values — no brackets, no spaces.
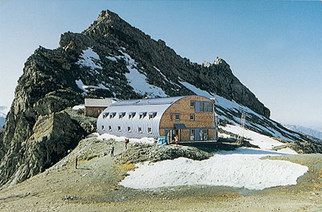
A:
109,126,112,131
139,112,147,119
119,112,126,119
148,127,152,134
118,126,121,131
110,112,116,118
138,127,142,133
205,102,213,112
129,112,136,119
175,113,180,121
149,112,157,119
102,125,105,130
103,112,109,119
190,113,195,121
128,127,131,132
190,101,195,108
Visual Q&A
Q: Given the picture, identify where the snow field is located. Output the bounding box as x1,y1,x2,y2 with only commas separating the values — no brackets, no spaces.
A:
222,124,287,150
120,148,308,190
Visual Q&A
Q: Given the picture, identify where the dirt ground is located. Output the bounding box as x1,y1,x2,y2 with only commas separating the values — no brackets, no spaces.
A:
0,138,321,212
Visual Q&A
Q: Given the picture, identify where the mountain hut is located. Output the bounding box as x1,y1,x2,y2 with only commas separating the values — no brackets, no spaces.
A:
97,96,218,143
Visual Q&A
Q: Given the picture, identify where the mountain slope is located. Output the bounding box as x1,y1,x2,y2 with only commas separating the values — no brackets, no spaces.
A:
0,106,7,131
285,124,322,140
0,10,318,189
0,113,5,131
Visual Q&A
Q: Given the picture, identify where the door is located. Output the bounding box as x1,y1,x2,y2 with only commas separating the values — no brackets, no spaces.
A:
165,129,175,144
190,129,195,141
194,129,200,141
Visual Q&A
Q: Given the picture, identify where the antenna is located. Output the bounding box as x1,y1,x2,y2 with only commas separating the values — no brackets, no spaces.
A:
237,110,246,145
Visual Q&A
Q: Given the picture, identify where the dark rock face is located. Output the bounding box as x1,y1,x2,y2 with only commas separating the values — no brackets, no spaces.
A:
0,10,271,187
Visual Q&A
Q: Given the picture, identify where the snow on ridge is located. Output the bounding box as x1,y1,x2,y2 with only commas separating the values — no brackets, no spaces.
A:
117,49,167,98
75,79,109,95
76,47,103,71
106,56,118,62
120,147,307,190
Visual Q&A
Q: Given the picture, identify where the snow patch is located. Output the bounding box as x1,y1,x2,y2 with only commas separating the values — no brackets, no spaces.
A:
106,56,118,62
76,48,103,71
120,147,307,190
97,133,155,144
222,124,290,151
116,49,167,98
72,104,85,110
75,79,109,95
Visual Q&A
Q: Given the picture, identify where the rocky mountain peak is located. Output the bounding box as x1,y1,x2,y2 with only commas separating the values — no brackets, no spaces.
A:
97,9,121,22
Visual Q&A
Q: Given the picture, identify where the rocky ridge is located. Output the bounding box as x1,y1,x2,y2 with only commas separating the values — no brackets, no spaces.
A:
0,10,318,188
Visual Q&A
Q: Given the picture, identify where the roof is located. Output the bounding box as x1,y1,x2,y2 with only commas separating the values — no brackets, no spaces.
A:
97,96,187,138
85,98,116,107
111,96,185,106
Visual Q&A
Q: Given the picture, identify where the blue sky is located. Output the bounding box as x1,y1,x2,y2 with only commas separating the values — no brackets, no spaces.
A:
0,0,321,130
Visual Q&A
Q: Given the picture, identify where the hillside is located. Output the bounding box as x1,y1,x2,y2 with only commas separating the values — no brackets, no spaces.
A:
0,9,320,189
0,135,321,211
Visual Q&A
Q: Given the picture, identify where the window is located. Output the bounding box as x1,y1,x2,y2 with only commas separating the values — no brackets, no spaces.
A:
190,113,195,121
109,112,116,118
190,101,195,108
139,112,147,119
129,112,136,119
128,127,131,132
102,125,105,130
170,113,180,120
200,129,208,141
119,112,126,119
149,112,157,119
138,127,142,133
205,102,213,112
103,112,109,119
148,127,152,134
108,126,112,131
195,101,213,113
118,126,121,131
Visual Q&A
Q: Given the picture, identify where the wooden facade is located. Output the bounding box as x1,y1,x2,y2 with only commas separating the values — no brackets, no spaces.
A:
159,96,216,143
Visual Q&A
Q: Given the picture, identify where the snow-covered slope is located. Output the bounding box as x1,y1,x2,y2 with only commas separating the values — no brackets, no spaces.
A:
119,126,307,190
120,147,306,190
284,124,322,140
179,81,310,143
